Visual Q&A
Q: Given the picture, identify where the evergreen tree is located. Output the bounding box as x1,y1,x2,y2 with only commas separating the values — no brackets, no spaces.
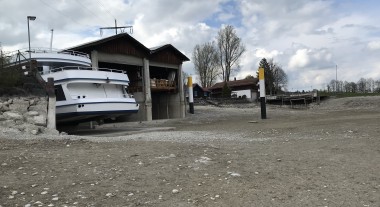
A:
257,58,287,95
222,82,231,98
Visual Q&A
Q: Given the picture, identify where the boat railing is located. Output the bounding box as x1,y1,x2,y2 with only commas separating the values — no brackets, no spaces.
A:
97,68,125,73
57,50,89,58
44,66,126,74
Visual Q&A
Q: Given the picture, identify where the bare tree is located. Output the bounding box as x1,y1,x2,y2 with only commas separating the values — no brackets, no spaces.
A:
269,59,288,94
182,71,189,87
0,44,10,69
328,79,336,92
350,82,358,93
357,78,366,93
343,81,356,93
337,80,344,92
192,42,219,88
343,81,349,92
217,25,245,82
366,78,375,92
375,80,380,93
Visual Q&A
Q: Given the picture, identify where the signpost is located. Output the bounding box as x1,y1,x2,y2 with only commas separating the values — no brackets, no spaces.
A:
188,76,194,114
259,67,267,119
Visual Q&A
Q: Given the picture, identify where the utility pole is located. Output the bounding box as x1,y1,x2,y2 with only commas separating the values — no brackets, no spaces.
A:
50,29,54,52
115,19,117,35
99,19,133,36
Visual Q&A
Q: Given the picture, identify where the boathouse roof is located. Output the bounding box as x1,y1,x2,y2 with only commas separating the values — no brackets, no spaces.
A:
67,33,189,62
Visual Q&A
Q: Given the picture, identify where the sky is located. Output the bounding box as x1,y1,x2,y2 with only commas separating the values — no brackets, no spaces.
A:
1,0,380,91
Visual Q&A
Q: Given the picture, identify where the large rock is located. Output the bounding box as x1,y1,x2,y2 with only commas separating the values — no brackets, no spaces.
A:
14,123,40,135
3,111,24,121
0,103,9,112
25,111,39,117
25,114,46,126
32,115,47,126
1,127,21,135
15,120,24,125
9,98,29,114
41,128,60,136
29,98,47,115
0,119,16,128
0,114,5,121
29,99,36,106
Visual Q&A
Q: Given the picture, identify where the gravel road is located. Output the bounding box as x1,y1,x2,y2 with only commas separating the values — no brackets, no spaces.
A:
1,96,379,206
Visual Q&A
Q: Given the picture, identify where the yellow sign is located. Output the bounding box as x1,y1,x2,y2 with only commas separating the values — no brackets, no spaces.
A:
187,76,192,86
259,67,264,80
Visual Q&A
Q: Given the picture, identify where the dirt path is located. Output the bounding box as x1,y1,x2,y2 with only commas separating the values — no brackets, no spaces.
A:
1,97,379,206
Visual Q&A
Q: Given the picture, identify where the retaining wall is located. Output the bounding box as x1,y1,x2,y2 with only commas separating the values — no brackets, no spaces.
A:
0,95,57,135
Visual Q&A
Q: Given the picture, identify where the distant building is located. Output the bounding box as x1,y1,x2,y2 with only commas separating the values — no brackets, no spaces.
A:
193,83,210,98
208,78,259,102
185,83,210,99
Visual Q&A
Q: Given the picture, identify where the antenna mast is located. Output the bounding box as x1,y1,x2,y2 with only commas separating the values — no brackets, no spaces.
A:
99,19,133,36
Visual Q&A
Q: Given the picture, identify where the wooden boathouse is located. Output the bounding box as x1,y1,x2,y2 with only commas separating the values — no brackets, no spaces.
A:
68,33,189,121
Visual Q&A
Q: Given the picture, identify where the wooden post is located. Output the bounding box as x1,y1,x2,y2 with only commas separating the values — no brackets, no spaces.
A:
46,77,56,129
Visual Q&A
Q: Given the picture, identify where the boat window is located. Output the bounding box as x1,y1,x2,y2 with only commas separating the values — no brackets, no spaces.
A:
55,85,66,101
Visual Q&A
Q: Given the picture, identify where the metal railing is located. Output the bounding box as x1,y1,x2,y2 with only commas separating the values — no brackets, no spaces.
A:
44,66,126,74
6,48,90,59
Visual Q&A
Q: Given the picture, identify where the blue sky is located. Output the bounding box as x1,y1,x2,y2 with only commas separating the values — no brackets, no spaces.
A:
1,0,380,91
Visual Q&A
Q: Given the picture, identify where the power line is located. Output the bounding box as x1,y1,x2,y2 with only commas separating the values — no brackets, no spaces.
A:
95,0,117,20
95,0,134,36
74,0,109,26
38,0,92,28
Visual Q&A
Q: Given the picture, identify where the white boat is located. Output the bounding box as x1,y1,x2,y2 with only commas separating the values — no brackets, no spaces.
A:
8,48,139,124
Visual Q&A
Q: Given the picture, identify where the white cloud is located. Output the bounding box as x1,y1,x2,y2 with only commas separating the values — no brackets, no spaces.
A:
288,47,332,70
288,49,310,69
367,41,380,51
1,0,380,91
255,48,281,59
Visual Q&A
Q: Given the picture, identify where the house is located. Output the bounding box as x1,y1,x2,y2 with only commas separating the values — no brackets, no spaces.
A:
68,33,189,121
192,83,210,98
208,78,259,102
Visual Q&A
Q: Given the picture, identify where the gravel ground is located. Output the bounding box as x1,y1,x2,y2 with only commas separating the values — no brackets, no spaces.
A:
1,96,380,206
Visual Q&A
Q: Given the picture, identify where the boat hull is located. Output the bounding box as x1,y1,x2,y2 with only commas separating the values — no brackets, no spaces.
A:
56,100,139,124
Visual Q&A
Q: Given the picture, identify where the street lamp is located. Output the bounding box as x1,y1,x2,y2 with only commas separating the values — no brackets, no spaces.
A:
27,16,36,70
